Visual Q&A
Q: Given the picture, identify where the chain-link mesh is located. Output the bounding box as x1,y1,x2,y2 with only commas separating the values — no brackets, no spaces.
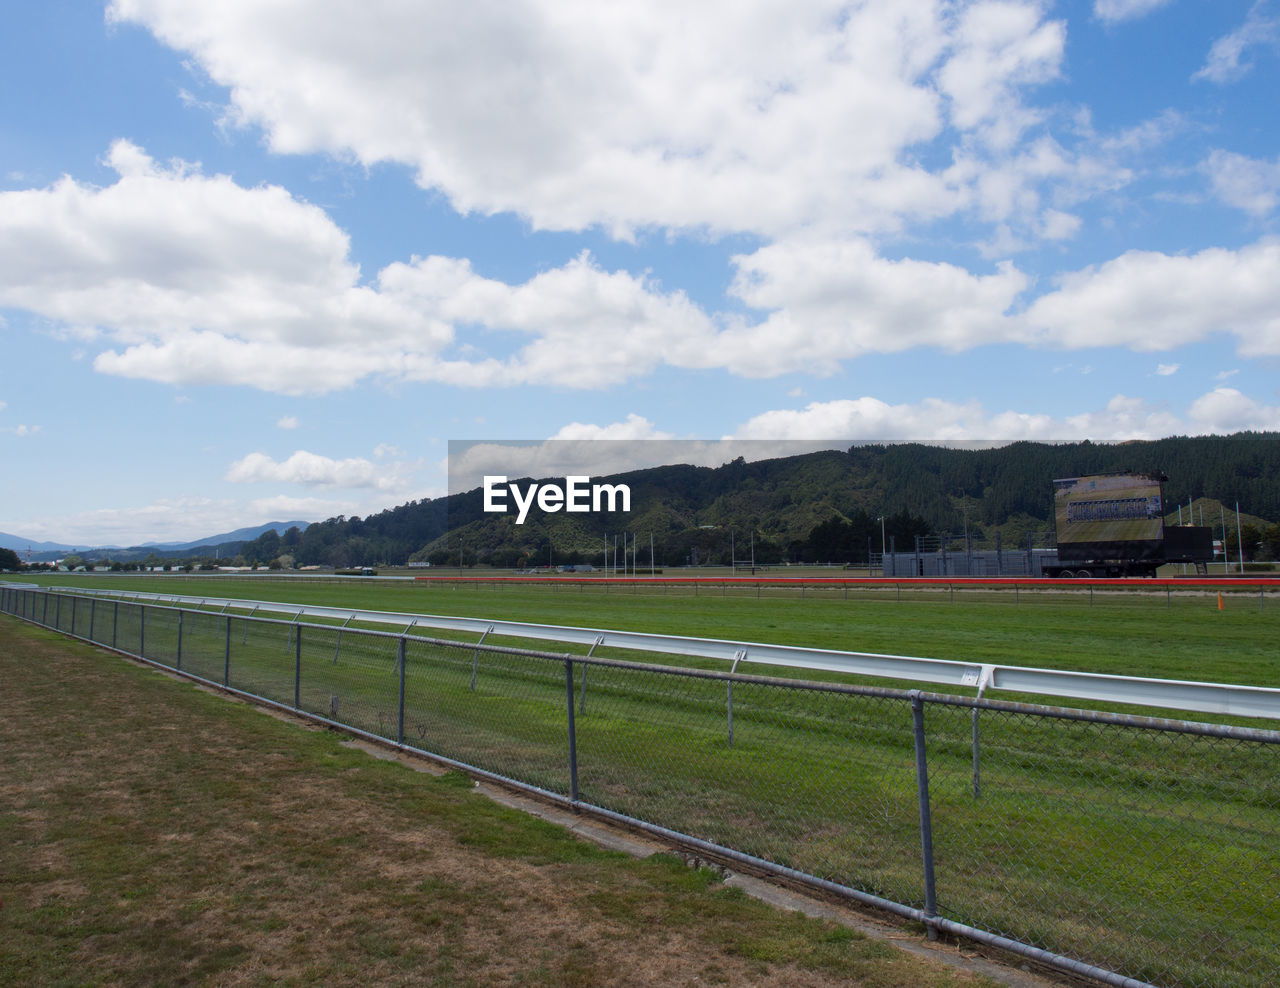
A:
923,700,1280,988
401,638,575,794
298,624,403,738
5,587,1279,988
573,665,928,908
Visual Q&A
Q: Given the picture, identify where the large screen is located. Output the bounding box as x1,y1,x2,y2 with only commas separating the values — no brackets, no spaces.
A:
1053,473,1164,546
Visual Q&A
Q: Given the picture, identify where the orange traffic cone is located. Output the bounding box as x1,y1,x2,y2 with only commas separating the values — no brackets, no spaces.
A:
1218,593,1225,611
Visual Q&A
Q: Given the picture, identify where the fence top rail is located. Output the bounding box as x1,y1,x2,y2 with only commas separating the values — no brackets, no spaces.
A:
14,582,1280,723
9,584,1280,745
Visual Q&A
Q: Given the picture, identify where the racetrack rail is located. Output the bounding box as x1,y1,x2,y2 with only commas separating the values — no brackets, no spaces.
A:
30,582,1280,722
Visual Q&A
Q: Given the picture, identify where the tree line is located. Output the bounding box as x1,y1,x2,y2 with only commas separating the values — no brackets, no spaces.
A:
21,435,1278,571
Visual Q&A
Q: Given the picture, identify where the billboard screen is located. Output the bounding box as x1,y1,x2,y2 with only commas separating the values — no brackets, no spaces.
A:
1053,473,1164,548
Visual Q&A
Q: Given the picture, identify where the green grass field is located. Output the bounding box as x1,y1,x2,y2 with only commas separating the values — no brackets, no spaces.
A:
9,575,1280,987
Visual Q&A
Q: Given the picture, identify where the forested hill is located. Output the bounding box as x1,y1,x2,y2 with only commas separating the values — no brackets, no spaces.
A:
283,434,1280,568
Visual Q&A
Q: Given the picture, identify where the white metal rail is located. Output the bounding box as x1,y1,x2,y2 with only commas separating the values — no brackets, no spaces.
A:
22,583,1280,721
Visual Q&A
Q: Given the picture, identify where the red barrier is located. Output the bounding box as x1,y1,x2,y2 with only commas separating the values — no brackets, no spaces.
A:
413,574,1280,590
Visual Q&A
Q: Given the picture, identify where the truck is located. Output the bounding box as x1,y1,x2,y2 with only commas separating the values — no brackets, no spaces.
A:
1043,472,1213,578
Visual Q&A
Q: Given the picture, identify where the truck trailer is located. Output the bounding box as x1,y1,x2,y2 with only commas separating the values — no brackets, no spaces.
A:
1044,472,1213,578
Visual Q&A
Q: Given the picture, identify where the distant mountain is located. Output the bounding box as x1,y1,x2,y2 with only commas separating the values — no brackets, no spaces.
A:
0,532,87,553
8,521,311,563
140,521,311,553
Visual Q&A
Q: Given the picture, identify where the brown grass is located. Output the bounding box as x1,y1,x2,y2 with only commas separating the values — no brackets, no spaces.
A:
0,616,1003,986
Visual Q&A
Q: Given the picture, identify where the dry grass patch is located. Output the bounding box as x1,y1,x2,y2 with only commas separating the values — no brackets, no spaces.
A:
1,616,1001,986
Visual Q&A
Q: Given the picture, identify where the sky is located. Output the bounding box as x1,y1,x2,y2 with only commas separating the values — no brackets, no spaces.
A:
2,0,1280,547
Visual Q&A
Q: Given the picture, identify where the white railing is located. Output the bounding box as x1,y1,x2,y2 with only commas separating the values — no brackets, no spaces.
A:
19,582,1280,721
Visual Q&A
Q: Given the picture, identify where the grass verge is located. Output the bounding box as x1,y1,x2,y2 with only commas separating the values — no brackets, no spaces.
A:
0,616,999,987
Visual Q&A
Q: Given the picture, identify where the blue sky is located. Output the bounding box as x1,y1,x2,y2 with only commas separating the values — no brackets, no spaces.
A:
3,0,1279,547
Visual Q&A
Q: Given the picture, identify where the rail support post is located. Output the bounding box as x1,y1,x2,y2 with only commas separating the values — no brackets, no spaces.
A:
294,623,302,710
397,637,407,745
564,659,580,804
910,691,939,941
727,649,747,747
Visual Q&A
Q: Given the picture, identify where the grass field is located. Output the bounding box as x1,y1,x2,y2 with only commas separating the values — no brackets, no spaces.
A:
1,617,1010,988
8,577,1280,987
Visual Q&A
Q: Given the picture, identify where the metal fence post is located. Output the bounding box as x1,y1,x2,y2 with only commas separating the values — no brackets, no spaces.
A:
910,691,939,940
224,614,231,686
294,623,302,710
397,637,406,745
579,634,605,715
727,649,747,747
176,610,183,671
565,659,579,804
112,601,118,650
89,597,96,642
139,604,146,657
971,708,982,799
470,626,493,691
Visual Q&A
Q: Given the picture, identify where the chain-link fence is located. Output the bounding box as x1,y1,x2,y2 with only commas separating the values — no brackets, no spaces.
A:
4,585,1278,988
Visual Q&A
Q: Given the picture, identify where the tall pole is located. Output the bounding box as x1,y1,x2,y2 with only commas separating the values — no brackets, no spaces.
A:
1236,502,1245,573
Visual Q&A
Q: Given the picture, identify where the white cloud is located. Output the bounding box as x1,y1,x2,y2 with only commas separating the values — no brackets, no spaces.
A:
732,389,1280,441
247,494,357,522
1194,5,1280,84
719,238,1030,375
1204,149,1280,216
1155,363,1179,376
447,429,840,494
8,142,1280,395
1093,0,1173,25
1186,387,1280,433
1040,209,1082,240
276,415,299,430
378,252,721,387
734,396,1055,440
549,414,673,442
0,142,445,395
1023,240,1280,355
8,496,237,547
1,424,41,437
0,148,719,393
106,0,1075,239
1061,394,1182,438
936,2,1065,151
225,449,414,490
